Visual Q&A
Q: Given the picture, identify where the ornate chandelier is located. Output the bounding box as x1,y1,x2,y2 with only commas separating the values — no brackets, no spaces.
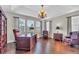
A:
38,5,47,18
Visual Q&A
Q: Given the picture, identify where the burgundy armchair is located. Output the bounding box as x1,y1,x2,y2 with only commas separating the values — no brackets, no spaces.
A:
43,30,48,39
64,32,79,46
13,29,30,50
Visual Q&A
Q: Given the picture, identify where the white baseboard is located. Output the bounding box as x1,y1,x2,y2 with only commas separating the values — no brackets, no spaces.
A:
7,40,15,43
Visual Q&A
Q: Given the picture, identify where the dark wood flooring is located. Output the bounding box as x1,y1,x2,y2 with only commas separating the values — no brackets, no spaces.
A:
1,38,79,54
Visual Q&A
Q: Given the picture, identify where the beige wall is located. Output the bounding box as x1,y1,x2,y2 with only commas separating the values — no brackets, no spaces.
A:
50,17,67,39
5,12,15,43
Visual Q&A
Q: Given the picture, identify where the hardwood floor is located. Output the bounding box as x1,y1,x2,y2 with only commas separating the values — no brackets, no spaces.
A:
1,38,79,54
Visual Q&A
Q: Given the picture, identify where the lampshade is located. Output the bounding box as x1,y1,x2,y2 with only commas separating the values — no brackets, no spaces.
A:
56,26,60,29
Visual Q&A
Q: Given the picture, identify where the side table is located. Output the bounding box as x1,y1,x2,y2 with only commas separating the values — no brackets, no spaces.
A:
53,33,63,41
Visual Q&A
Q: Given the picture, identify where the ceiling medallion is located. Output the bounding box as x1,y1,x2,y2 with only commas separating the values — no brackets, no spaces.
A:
38,5,47,19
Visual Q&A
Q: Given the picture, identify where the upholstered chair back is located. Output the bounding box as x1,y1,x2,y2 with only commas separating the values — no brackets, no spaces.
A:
71,32,79,39
43,30,48,35
13,29,20,39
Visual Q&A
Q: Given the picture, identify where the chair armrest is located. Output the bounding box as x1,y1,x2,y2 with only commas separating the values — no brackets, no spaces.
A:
65,36,71,38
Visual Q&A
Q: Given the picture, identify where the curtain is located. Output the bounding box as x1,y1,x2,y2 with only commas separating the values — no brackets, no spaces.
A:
67,17,71,34
14,17,19,29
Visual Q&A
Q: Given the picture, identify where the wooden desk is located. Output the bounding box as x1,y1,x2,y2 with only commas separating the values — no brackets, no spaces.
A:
15,33,37,50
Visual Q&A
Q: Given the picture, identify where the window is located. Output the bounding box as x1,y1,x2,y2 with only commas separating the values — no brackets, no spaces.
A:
14,17,26,34
36,21,40,27
27,20,34,34
14,17,19,29
46,21,49,32
14,17,41,36
71,16,79,31
27,20,34,27
36,21,41,34
19,18,25,34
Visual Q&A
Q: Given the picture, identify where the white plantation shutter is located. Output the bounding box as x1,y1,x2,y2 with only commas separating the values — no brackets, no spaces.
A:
71,16,79,32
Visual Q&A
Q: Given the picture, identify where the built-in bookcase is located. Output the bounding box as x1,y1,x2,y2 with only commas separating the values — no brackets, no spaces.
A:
0,8,7,53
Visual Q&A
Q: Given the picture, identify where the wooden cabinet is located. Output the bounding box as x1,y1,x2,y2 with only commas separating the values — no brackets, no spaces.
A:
0,8,7,53
53,33,63,41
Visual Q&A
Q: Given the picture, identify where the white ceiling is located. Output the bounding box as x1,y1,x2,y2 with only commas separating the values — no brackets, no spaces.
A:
1,5,79,19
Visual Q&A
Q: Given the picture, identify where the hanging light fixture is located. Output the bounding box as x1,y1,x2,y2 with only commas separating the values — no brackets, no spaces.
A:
38,5,47,18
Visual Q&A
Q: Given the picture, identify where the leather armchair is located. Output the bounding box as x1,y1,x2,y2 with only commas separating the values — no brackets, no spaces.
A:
64,32,79,46
70,32,79,45
13,29,30,50
43,30,48,39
